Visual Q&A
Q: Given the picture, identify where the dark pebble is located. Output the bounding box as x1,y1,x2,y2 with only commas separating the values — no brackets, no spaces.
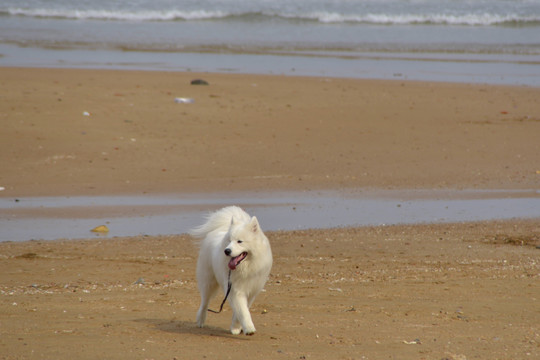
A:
191,79,209,85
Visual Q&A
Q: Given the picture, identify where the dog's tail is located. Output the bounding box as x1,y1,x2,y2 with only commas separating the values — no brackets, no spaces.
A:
189,206,249,239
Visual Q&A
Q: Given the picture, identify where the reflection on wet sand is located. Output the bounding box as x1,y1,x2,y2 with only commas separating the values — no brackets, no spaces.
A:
1,189,539,242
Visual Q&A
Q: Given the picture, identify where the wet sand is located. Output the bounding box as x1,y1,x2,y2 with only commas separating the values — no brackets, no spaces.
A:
2,190,540,242
1,68,539,359
1,67,539,196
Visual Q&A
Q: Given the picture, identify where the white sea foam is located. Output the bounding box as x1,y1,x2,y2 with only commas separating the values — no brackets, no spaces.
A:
4,8,228,21
4,7,539,26
308,12,539,25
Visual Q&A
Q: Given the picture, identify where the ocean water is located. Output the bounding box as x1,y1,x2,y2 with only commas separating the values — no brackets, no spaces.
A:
1,0,540,85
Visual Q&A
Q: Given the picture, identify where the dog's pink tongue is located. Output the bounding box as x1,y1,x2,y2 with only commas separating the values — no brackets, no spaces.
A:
228,253,246,270
228,257,238,270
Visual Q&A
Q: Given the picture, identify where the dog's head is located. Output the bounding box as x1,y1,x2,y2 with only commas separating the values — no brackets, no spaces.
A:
224,216,261,270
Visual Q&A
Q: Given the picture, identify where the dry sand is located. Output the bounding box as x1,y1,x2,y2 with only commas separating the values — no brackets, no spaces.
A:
1,221,539,359
0,68,539,359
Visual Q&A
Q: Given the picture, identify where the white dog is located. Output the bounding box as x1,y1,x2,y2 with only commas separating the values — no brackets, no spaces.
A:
190,206,272,335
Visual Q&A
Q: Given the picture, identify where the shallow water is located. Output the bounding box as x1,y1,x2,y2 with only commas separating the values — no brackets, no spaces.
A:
1,189,539,242
1,0,540,86
2,43,539,87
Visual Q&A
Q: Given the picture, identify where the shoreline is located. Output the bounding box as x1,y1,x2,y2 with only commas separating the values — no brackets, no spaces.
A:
2,43,540,87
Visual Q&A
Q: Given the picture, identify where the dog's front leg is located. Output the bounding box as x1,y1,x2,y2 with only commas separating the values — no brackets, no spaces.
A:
229,292,256,335
230,313,242,335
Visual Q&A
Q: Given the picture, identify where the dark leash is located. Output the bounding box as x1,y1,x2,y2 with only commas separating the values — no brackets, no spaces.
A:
207,270,232,314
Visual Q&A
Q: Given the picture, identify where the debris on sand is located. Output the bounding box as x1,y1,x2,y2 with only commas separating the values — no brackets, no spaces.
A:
91,225,109,233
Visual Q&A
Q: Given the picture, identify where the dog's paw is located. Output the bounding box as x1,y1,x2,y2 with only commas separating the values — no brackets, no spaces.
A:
230,326,242,335
196,309,207,328
243,325,256,336
196,317,205,328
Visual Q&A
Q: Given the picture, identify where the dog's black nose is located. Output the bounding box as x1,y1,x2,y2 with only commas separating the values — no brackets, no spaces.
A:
224,248,232,256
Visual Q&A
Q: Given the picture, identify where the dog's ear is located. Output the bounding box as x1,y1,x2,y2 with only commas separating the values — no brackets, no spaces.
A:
250,216,260,233
231,216,236,226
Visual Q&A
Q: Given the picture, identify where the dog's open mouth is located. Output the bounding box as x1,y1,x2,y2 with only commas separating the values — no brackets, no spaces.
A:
228,252,248,270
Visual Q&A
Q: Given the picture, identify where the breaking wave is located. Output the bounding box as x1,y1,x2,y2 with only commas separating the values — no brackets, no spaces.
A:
1,8,229,22
3,7,539,26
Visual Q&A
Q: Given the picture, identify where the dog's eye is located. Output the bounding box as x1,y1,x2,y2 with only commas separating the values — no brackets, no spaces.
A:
237,240,243,244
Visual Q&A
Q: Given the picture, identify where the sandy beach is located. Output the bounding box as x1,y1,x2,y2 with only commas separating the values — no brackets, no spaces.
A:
1,68,540,196
1,67,539,359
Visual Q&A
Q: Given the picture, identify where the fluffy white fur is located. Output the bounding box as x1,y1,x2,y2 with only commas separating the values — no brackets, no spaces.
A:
190,206,272,335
